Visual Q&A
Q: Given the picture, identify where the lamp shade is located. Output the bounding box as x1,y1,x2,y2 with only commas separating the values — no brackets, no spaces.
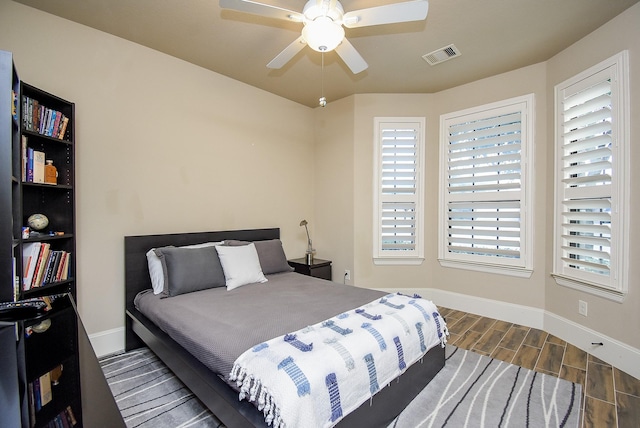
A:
302,16,345,52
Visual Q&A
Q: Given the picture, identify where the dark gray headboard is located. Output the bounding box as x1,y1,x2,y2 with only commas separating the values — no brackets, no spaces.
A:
124,228,280,312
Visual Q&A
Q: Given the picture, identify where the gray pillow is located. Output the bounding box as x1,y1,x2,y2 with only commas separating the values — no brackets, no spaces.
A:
154,245,226,297
226,239,294,275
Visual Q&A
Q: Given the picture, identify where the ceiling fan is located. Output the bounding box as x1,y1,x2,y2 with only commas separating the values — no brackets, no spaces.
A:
219,0,429,74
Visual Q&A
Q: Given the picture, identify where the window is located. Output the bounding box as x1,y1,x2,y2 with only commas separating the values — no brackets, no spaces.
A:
373,118,425,265
438,95,534,277
553,51,629,301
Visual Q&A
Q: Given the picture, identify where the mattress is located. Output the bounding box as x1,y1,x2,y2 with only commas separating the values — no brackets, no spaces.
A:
134,271,386,382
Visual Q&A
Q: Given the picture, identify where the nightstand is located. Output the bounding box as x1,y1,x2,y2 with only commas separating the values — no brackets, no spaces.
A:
288,258,332,281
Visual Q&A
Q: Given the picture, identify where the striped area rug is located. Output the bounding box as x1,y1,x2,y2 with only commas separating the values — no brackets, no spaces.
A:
390,346,581,428
100,346,581,428
99,348,221,428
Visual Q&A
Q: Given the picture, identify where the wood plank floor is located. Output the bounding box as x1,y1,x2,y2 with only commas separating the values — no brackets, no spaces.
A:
438,307,640,428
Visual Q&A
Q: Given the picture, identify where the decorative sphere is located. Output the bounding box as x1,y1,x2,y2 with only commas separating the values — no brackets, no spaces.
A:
27,214,49,231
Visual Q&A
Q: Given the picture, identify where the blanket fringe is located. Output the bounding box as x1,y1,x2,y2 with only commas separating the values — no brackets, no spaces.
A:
230,363,286,428
435,312,450,348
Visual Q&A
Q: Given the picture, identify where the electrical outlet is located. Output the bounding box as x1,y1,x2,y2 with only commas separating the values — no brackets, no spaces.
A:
578,300,588,317
344,269,351,281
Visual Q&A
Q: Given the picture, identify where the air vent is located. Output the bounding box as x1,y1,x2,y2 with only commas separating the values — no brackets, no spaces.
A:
422,44,461,65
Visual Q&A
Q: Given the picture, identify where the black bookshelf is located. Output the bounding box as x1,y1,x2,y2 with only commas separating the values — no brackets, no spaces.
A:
18,82,76,300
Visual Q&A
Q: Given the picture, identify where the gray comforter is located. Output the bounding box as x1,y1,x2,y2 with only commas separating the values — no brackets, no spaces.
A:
134,272,386,383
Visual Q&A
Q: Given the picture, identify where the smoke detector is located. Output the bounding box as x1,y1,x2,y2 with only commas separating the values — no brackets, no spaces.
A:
422,44,461,65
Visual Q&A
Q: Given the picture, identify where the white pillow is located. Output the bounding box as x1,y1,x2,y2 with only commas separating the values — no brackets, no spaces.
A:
215,243,268,291
146,241,224,294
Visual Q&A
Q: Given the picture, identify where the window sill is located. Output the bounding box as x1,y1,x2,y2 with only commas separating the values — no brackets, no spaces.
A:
552,274,626,303
373,257,424,266
438,259,533,278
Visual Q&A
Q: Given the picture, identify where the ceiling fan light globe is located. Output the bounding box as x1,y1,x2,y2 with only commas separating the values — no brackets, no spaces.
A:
302,16,345,52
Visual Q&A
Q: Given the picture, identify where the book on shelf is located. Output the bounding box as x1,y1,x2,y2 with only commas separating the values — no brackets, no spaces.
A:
33,150,45,183
13,256,19,300
33,375,41,411
21,135,27,181
22,242,42,291
65,406,77,426
56,252,69,281
12,89,18,121
26,147,34,182
42,251,57,284
32,243,50,289
22,95,69,140
58,116,69,139
27,382,35,425
39,371,53,407
60,252,70,281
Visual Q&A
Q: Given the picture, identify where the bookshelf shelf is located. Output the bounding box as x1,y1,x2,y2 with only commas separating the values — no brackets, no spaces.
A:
24,280,76,300
22,182,73,190
23,234,75,243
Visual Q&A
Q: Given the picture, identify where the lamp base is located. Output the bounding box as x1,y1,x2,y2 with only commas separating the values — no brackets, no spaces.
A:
305,252,314,265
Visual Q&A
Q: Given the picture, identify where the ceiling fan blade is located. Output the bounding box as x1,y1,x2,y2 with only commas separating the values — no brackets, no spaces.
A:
219,0,304,22
342,0,429,28
267,36,307,69
334,38,368,74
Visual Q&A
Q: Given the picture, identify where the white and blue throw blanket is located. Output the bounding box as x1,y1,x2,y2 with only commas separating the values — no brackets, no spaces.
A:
229,293,448,428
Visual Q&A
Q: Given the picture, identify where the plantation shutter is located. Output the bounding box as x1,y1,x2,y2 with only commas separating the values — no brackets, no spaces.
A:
557,70,613,285
374,119,424,262
443,104,527,266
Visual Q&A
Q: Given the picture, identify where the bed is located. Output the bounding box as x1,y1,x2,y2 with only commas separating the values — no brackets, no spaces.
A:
124,228,446,427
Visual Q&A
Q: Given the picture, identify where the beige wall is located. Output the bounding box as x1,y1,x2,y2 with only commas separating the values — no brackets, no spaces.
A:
544,4,640,350
314,96,356,284
1,0,638,356
0,0,316,335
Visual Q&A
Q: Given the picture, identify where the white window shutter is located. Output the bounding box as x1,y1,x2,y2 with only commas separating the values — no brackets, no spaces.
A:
439,95,534,276
374,118,425,264
553,51,629,300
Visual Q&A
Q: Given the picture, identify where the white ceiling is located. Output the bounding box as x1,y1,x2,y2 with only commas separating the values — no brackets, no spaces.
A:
14,0,639,107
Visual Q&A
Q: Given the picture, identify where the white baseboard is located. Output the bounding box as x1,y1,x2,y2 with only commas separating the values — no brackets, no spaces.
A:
375,287,545,329
374,287,640,380
544,312,640,380
88,327,125,358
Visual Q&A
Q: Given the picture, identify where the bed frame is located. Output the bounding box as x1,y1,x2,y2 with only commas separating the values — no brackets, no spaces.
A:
124,228,444,427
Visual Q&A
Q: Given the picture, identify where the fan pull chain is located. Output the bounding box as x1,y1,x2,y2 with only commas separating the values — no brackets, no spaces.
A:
319,51,327,107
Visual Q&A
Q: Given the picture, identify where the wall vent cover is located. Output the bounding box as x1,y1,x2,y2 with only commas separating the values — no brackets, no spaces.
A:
422,44,461,65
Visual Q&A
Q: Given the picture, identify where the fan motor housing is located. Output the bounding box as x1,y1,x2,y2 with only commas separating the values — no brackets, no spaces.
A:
303,0,344,21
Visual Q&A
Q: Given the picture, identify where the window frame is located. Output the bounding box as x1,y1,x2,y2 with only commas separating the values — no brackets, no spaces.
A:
373,117,425,265
438,94,535,277
552,51,629,302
